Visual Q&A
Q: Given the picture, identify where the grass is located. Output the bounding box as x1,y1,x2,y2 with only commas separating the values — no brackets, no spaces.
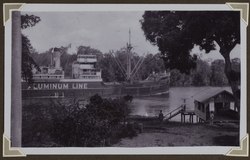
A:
113,121,240,147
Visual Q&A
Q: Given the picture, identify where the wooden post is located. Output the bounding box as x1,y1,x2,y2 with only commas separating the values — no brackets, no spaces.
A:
11,11,22,147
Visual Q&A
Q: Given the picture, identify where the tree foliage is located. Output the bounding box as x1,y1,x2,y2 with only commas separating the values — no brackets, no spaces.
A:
31,44,239,87
21,35,40,83
98,49,166,82
141,11,239,63
138,53,165,80
140,11,199,74
21,14,41,29
21,14,41,83
191,59,211,86
210,60,228,86
170,58,240,87
22,94,134,147
141,11,241,112
98,49,128,82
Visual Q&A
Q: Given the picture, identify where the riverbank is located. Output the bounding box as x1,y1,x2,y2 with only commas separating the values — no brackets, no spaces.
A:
128,86,232,121
113,121,239,147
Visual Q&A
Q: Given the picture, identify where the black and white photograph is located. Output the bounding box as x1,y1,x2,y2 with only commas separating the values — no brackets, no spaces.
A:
4,3,248,156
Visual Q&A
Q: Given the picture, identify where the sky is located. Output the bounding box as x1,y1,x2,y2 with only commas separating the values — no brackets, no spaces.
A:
21,11,240,61
22,11,158,55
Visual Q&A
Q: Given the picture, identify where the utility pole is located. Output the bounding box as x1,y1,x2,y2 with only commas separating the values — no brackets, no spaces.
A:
11,11,22,147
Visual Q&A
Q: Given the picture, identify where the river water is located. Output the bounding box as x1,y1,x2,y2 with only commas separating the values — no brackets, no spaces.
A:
129,86,231,121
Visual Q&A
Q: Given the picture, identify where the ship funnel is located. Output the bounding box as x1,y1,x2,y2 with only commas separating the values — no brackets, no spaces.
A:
52,47,62,69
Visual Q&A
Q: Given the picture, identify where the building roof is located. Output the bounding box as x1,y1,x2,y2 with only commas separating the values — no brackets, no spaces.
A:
194,88,233,103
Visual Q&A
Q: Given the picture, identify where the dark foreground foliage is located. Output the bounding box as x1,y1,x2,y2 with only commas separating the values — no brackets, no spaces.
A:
22,94,137,147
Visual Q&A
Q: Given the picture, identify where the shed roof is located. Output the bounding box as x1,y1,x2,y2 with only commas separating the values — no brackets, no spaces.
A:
194,88,233,103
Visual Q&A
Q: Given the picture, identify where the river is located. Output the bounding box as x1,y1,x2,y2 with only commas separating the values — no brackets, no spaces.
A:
129,86,231,121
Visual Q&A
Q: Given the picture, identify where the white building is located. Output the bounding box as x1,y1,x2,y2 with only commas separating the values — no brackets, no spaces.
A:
72,54,102,81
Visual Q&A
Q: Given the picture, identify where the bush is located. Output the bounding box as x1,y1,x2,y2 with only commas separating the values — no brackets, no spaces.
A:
22,94,134,147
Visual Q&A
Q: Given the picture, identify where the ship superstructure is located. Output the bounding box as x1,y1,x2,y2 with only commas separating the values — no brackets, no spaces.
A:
32,48,64,82
71,54,102,81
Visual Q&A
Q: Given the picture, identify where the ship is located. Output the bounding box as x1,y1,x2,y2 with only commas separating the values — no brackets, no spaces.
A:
22,34,170,99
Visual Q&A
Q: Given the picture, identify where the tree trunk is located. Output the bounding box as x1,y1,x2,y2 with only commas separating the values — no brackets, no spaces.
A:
223,54,240,119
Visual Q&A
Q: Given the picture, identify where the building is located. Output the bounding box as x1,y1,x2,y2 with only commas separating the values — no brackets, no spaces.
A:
194,88,238,122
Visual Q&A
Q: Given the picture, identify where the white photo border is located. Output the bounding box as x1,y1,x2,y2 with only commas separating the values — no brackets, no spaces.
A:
3,3,248,155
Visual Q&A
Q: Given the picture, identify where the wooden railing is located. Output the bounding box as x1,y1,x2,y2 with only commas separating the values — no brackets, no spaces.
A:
164,105,185,121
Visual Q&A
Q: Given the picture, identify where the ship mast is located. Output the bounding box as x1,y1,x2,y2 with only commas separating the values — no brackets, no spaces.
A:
111,29,144,82
51,48,54,67
126,29,132,81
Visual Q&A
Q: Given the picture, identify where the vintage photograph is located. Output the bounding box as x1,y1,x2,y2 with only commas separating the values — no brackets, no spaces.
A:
9,7,243,150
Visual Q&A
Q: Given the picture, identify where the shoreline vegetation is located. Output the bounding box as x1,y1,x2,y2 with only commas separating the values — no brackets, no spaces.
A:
29,46,240,88
22,92,239,147
22,94,137,147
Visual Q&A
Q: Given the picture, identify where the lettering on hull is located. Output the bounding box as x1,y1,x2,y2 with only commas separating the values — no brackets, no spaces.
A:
32,83,88,90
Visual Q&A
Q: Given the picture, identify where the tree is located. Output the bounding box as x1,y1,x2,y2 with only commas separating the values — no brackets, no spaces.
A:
98,52,126,82
98,48,140,82
141,11,241,114
169,69,183,86
21,35,40,83
231,58,241,79
77,46,103,58
210,60,228,86
21,14,41,83
50,95,131,147
139,53,165,80
191,59,211,86
21,14,41,29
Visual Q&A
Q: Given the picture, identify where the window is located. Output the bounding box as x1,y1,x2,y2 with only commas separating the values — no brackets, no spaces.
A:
198,102,201,110
202,104,205,112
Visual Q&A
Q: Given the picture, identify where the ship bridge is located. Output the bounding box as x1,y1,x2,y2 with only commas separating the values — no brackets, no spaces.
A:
72,54,102,81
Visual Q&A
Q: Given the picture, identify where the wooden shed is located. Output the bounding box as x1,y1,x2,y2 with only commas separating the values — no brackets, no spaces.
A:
194,88,237,122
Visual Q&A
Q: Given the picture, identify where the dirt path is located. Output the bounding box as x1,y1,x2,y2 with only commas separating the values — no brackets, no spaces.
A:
113,122,239,147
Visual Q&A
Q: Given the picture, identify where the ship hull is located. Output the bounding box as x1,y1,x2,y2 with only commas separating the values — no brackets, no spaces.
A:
22,81,169,99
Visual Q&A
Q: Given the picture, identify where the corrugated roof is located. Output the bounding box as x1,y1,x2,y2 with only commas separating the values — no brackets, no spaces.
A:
194,88,233,103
